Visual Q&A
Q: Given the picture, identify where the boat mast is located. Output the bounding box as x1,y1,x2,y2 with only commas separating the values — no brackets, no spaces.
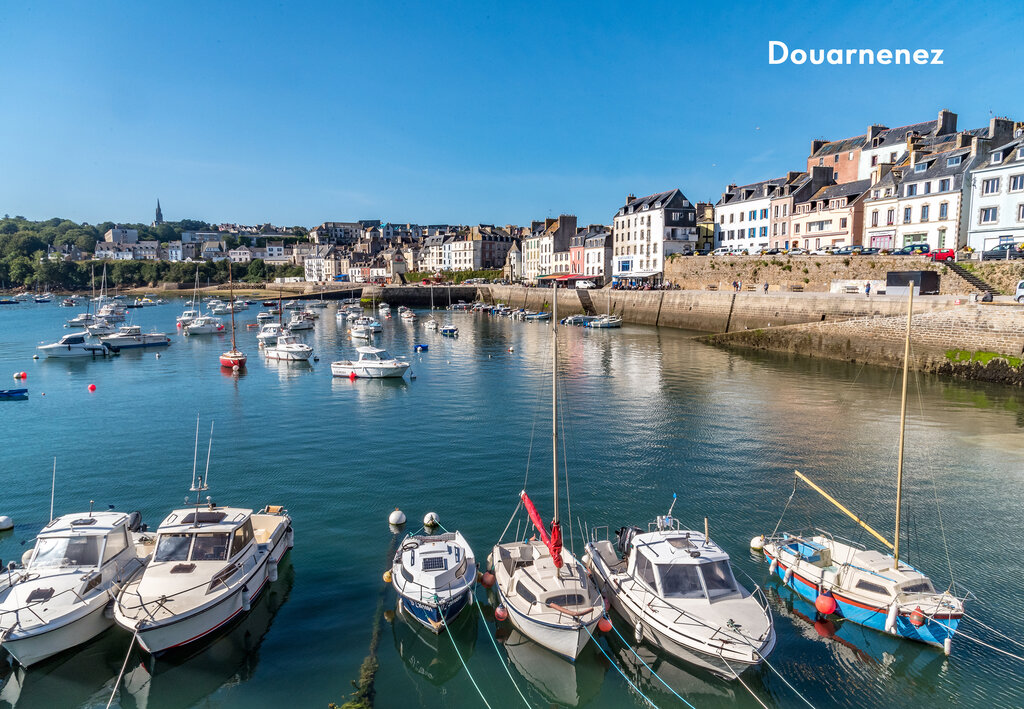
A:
552,284,559,525
893,282,913,570
228,261,237,352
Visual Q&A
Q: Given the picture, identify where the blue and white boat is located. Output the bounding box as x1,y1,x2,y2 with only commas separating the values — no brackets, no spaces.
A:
99,325,171,349
391,527,476,633
758,287,966,654
440,324,458,337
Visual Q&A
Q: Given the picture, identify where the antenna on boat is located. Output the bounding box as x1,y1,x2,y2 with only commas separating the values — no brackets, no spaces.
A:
190,414,201,493
49,458,56,522
196,420,214,495
667,492,677,518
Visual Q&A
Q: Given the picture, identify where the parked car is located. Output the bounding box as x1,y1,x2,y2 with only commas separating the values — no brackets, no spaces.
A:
575,280,597,289
893,243,931,255
833,245,864,255
810,247,832,255
763,248,782,255
928,248,956,262
981,243,1024,260
1015,279,1024,303
860,247,880,255
787,248,808,255
710,247,732,256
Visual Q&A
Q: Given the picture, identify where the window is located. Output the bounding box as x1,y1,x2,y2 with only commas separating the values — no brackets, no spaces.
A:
739,212,744,222
902,581,935,594
701,561,738,599
947,155,962,167
849,152,855,160
729,214,734,223
191,533,230,561
783,204,788,217
515,582,537,604
981,207,998,223
904,207,913,223
230,520,254,557
547,593,585,608
748,210,756,221
921,205,929,222
657,564,705,599
794,224,800,234
983,178,1001,195
818,157,824,166
781,223,788,235
760,226,768,237
761,208,769,219
871,211,879,226
1018,204,1024,221
635,554,657,589
840,218,848,229
1011,175,1024,192
31,536,102,568
834,154,839,163
890,152,898,162
887,209,895,225
939,178,951,191
914,163,927,173
939,202,948,219
992,151,1003,164
748,228,755,238
884,188,892,197
906,184,918,196
833,171,838,180
855,579,891,596
871,155,879,166
103,529,129,563
924,182,931,194
155,534,192,562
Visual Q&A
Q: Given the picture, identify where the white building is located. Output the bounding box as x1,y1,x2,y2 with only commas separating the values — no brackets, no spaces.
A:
612,191,695,282
967,131,1024,251
503,242,521,282
309,222,365,245
582,230,612,284
714,178,789,252
103,227,138,244
304,245,340,282
858,110,958,181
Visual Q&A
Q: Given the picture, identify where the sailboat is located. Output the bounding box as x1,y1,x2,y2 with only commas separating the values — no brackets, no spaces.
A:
219,262,246,369
758,284,966,654
488,287,604,661
423,284,438,330
177,266,202,328
586,288,621,328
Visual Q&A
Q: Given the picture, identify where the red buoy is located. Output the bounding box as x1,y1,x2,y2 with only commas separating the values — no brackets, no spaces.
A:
598,617,613,633
349,371,357,381
88,383,97,392
910,606,926,627
494,605,508,622
815,591,837,616
20,372,26,380
481,572,495,589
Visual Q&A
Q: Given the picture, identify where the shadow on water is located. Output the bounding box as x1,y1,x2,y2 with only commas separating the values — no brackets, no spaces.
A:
117,555,295,709
388,600,477,686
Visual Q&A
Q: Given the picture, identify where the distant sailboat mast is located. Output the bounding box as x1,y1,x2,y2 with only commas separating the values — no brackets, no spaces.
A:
893,282,913,570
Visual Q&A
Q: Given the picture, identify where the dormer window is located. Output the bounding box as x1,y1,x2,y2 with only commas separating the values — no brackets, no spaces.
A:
1017,148,1024,160
947,155,962,167
992,152,1003,164
914,163,927,173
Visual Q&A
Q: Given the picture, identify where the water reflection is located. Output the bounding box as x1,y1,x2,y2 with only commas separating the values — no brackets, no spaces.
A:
389,600,477,685
499,627,606,707
118,557,294,709
330,376,410,400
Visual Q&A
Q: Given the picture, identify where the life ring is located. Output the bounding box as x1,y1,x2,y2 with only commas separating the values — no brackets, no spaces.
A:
634,619,644,644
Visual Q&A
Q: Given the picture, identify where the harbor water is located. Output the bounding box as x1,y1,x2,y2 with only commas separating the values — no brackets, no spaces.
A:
0,298,1022,708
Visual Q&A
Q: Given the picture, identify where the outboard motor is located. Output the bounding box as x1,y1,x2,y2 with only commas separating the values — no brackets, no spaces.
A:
126,511,143,532
615,526,642,556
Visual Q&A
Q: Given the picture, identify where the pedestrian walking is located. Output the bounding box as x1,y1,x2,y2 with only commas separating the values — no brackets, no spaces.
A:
763,281,769,294
738,280,743,292
865,282,871,297
732,280,737,292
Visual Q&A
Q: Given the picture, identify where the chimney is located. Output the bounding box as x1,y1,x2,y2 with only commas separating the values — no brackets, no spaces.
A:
810,139,827,156
787,171,803,183
906,133,923,152
625,194,636,206
866,124,887,142
936,108,957,136
809,166,833,193
989,116,1014,146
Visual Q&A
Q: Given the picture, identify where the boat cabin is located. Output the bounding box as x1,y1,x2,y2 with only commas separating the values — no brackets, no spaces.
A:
57,333,88,346
152,507,257,566
29,511,137,572
397,533,470,592
625,530,741,603
356,346,392,361
114,326,142,337
495,541,593,611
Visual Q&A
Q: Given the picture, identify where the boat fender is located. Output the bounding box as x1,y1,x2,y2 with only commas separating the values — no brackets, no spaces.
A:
769,557,778,576
943,637,952,656
783,564,794,585
885,603,899,633
581,552,591,568
127,511,143,533
21,548,33,566
241,586,251,612
634,620,644,644
815,590,837,616
268,559,278,583
494,604,508,622
383,570,393,584
909,606,926,627
750,535,765,551
598,616,613,633
0,516,13,531
480,572,495,589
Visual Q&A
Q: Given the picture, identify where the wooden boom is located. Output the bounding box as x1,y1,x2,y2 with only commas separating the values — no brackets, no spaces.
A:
793,470,894,550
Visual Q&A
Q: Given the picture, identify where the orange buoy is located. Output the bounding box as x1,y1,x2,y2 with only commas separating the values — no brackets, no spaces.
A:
480,572,495,589
910,606,926,627
494,605,508,622
598,616,613,633
88,384,97,392
815,591,837,616
349,371,357,381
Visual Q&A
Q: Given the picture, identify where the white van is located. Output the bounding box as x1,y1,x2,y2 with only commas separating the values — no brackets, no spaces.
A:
1015,279,1024,303
710,247,731,256
575,280,597,289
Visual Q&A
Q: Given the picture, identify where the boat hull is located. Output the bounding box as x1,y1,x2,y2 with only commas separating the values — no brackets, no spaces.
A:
99,336,171,349
764,548,960,648
495,584,592,661
39,344,108,358
219,354,247,368
397,588,471,634
331,363,409,378
2,597,111,668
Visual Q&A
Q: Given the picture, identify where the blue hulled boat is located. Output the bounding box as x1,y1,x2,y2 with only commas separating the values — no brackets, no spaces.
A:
391,527,476,633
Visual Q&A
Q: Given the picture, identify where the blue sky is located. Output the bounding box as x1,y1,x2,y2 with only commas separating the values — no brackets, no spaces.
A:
2,1,1022,227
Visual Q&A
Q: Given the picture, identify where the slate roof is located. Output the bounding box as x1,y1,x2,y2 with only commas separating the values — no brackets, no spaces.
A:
811,135,866,158
717,176,790,206
810,179,872,202
898,147,978,196
868,120,938,149
620,189,690,213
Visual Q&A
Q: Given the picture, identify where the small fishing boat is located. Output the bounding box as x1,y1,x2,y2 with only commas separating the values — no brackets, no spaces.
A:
0,509,149,667
586,315,622,328
256,322,289,344
331,346,410,379
113,459,293,656
401,309,417,321
585,501,776,678
60,298,76,308
256,311,274,323
38,333,111,358
561,315,597,327
524,311,550,321
85,319,117,337
286,311,314,331
0,388,29,401
100,325,172,349
440,325,458,337
184,316,225,335
354,316,382,332
349,324,373,340
66,312,96,328
263,334,313,362
424,319,439,331
391,524,476,633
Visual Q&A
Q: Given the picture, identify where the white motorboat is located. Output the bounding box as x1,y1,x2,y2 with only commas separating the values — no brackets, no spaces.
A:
96,302,127,323
38,333,110,358
66,312,96,328
354,316,382,332
331,346,410,379
349,324,373,340
391,527,476,633
85,319,117,337
440,324,458,337
0,510,150,667
100,325,172,349
287,312,314,331
263,334,313,361
489,290,604,661
586,315,622,328
423,319,439,331
184,316,225,335
256,311,274,323
585,506,776,678
114,500,292,655
177,309,200,327
256,322,289,344
283,300,304,310
400,309,417,321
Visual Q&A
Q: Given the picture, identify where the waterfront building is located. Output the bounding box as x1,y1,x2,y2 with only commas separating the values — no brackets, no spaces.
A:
769,169,832,250
715,177,793,252
503,242,521,282
966,128,1024,251
166,240,197,262
612,191,695,283
790,179,871,250
582,227,612,284
569,230,586,275
309,221,365,245
135,240,160,260
103,226,138,244
857,109,958,180
229,245,254,264
695,202,715,252
862,165,903,250
807,134,865,185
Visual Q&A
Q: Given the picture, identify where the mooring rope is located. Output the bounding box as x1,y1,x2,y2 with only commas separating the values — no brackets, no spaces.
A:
955,627,1024,662
605,621,698,709
721,656,770,709
582,623,659,708
963,613,1024,651
105,628,139,709
470,590,531,707
438,597,492,708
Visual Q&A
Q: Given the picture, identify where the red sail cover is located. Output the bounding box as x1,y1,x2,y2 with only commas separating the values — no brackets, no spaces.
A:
520,491,563,568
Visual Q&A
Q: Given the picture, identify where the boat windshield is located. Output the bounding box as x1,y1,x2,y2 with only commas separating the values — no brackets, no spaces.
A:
31,536,103,568
155,533,192,562
657,563,706,599
701,560,738,599
190,532,230,561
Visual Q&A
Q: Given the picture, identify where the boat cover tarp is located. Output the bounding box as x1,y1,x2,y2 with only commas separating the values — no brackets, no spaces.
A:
520,491,563,568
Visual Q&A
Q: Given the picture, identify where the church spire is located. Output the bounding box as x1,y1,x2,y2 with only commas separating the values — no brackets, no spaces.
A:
154,199,164,225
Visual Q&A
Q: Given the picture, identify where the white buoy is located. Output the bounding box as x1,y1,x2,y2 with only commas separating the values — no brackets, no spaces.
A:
750,535,765,551
0,516,12,531
232,365,239,371
508,346,514,352
424,512,440,528
389,508,407,526
155,353,160,359
32,355,39,360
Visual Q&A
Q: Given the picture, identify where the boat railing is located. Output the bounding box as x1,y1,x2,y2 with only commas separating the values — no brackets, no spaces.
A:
589,525,610,543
